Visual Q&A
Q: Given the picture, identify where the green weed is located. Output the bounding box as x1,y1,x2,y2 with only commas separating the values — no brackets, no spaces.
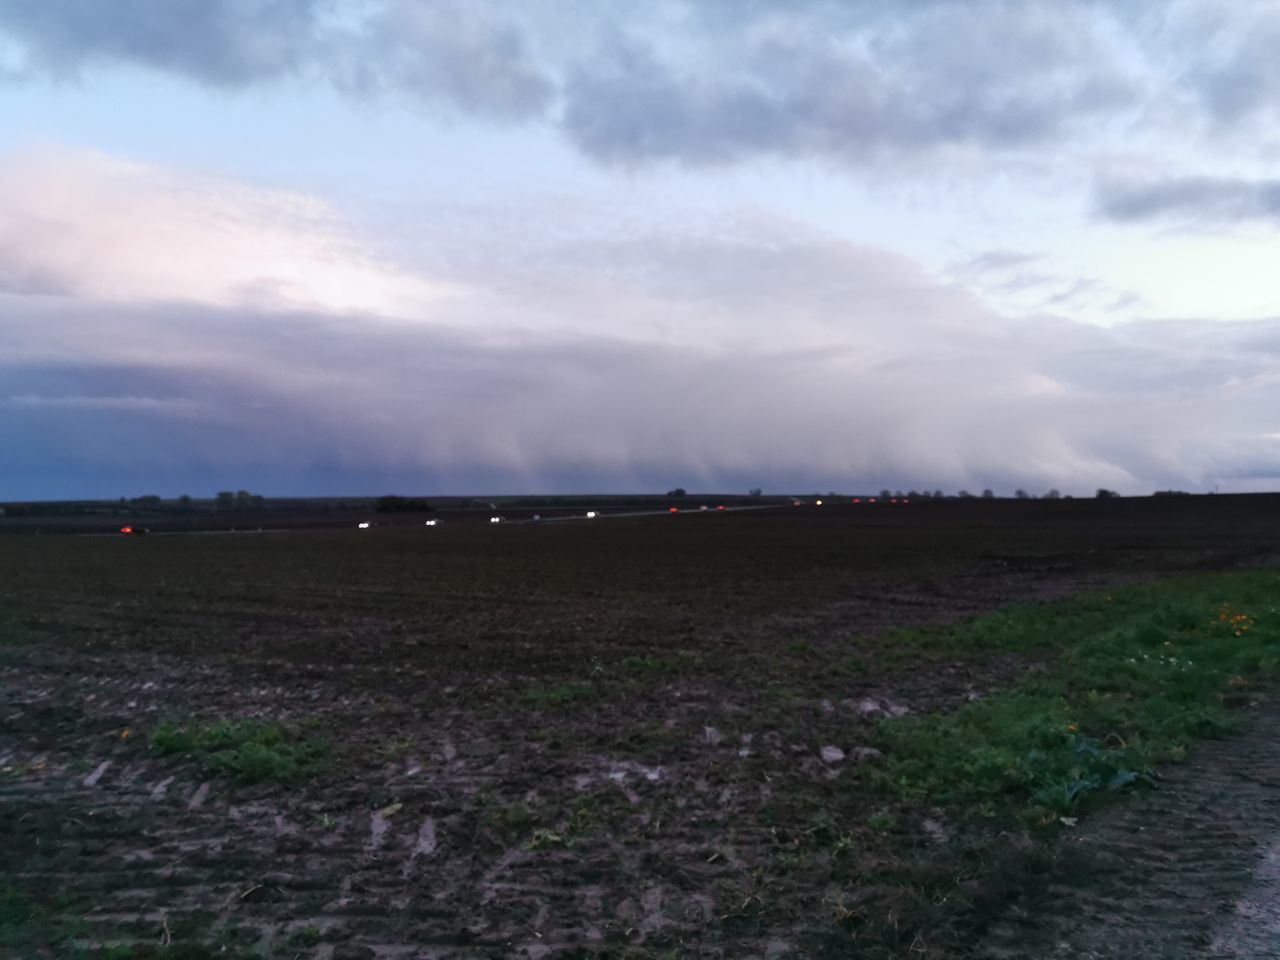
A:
872,572,1280,822
521,681,598,707
150,720,330,784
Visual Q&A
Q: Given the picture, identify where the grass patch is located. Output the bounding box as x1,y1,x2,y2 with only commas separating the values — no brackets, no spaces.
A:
150,720,330,784
0,885,86,953
521,681,599,708
870,572,1279,823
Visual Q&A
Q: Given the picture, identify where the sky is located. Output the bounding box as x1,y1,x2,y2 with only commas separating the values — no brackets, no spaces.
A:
2,0,1280,500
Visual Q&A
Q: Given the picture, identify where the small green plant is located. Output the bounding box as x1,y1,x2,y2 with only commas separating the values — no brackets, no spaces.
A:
521,681,598,708
151,720,330,784
527,828,569,850
866,812,897,831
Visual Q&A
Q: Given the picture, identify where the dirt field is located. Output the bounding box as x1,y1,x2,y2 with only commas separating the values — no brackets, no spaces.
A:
3,496,1280,959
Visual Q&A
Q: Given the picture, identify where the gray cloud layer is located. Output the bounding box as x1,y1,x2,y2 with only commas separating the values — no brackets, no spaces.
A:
562,2,1136,166
1097,176,1280,224
0,0,554,118
0,0,322,85
2,0,1271,168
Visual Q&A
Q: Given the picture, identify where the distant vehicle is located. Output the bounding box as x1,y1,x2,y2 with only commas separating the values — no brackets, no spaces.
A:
489,516,502,524
424,519,438,526
792,500,803,507
851,498,861,503
531,514,541,521
586,511,597,519
119,526,148,535
699,505,708,511
357,522,371,529
716,505,725,511
668,507,679,513
816,499,823,506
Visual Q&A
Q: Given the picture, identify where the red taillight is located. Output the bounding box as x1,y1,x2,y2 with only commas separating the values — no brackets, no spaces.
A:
717,505,725,511
869,498,877,503
890,498,897,503
120,526,132,534
668,507,678,513
902,498,910,504
852,498,861,503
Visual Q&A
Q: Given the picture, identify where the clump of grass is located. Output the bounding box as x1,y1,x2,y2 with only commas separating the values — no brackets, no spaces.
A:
871,571,1280,823
0,885,85,952
521,681,598,708
151,720,329,784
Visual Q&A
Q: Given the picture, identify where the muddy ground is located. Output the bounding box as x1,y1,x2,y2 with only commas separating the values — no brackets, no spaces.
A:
3,496,1280,958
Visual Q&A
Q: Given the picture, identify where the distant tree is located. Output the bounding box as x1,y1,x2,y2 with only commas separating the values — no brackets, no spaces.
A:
1015,489,1030,499
235,490,253,510
1153,490,1190,497
748,488,762,498
933,489,944,499
958,489,974,498
215,491,235,511
177,495,193,509
894,490,904,498
1044,489,1061,500
667,488,687,497
250,495,266,510
130,494,161,506
1096,488,1120,499
880,489,892,499
907,490,921,499
982,489,995,499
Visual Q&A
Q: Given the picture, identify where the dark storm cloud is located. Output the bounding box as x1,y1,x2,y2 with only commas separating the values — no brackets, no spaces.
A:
1097,176,1280,224
4,224,1279,502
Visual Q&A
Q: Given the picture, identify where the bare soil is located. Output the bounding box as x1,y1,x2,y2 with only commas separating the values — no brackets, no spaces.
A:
3,496,1280,958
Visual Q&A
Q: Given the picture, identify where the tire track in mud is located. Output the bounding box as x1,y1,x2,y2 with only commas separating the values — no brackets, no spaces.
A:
978,697,1280,960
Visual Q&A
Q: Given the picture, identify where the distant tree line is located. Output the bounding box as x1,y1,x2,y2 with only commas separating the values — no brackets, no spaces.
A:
374,495,435,513
215,490,265,511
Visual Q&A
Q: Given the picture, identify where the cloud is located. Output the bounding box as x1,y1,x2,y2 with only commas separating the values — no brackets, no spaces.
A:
560,1,1138,166
0,146,446,313
1096,175,1280,224
338,0,554,120
959,250,1045,274
11,0,1279,178
1170,0,1280,125
5,393,215,416
0,0,554,119
2,152,1277,499
0,0,322,85
0,0,1155,168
